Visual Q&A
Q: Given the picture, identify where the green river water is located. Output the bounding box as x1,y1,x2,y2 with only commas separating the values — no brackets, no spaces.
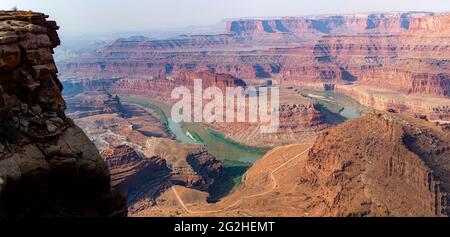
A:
120,91,365,194
120,97,268,165
296,88,368,124
121,90,366,164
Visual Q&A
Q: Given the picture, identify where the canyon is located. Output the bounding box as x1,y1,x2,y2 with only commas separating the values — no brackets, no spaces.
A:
64,71,332,148
1,9,449,217
57,11,449,217
131,112,449,217
62,61,334,214
65,88,235,213
58,12,450,121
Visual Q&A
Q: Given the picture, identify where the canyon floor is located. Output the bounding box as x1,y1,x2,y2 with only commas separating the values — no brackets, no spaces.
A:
131,144,315,217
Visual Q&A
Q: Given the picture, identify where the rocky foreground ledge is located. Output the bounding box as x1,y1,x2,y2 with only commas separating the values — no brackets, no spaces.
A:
0,11,127,216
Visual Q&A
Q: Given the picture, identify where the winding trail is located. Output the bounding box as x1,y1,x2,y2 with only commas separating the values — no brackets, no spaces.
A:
171,144,312,215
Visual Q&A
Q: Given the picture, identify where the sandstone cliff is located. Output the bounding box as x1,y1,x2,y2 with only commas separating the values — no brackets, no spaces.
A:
409,13,450,34
225,12,436,35
0,11,126,217
143,138,232,202
335,84,450,121
101,145,170,205
303,112,450,216
100,142,231,206
65,91,122,118
109,70,246,102
207,100,330,147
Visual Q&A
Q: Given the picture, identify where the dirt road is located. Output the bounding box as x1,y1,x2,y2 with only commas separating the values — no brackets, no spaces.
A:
171,144,312,215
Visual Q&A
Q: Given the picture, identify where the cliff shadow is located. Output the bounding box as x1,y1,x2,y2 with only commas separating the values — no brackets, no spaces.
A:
340,67,358,82
186,152,250,203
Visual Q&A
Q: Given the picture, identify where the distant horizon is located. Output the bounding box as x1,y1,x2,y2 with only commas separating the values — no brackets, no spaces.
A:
32,10,450,40
1,0,450,38
224,10,448,18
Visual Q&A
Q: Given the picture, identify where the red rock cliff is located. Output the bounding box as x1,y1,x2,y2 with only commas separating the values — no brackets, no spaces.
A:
0,11,127,217
303,112,450,216
101,145,170,205
225,12,436,35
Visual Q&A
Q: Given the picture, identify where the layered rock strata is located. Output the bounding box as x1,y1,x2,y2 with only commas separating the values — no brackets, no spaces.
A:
303,112,450,216
101,145,170,205
0,11,127,217
225,12,437,35
65,91,122,118
57,12,449,121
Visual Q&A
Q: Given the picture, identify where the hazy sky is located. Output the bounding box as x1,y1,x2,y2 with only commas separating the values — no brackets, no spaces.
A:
1,0,450,36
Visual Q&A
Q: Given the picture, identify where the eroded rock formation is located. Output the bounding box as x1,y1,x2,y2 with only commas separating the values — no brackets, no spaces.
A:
101,145,170,205
65,88,232,210
302,112,450,216
225,12,436,35
0,11,127,217
143,138,231,203
109,70,246,101
65,91,122,118
207,101,330,147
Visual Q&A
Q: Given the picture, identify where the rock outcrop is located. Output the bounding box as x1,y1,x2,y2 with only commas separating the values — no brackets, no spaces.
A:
185,149,230,201
109,70,246,101
143,138,231,202
225,12,436,35
65,91,122,118
302,112,450,216
409,13,450,34
0,11,127,217
101,145,170,205
334,84,450,121
207,102,330,147
62,70,246,102
277,35,449,97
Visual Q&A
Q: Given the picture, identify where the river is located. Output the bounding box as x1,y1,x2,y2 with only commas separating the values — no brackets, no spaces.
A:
120,96,268,165
297,88,367,124
120,90,366,165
